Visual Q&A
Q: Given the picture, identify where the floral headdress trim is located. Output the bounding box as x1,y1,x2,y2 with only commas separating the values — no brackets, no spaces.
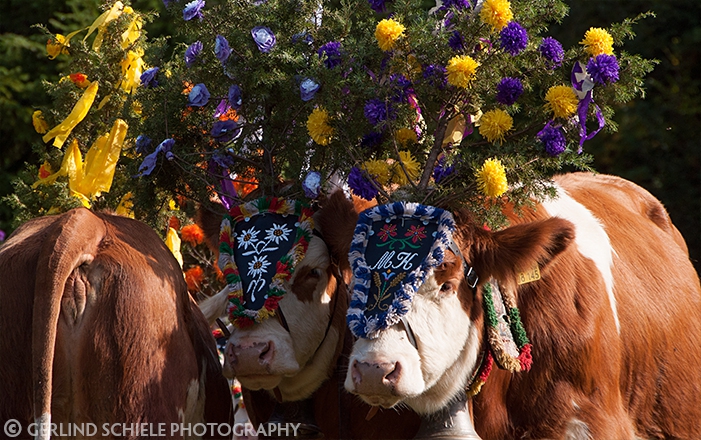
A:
346,202,457,339
218,197,314,328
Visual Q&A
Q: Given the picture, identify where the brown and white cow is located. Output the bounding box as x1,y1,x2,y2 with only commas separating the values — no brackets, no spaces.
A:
0,208,232,439
345,172,701,439
198,191,420,438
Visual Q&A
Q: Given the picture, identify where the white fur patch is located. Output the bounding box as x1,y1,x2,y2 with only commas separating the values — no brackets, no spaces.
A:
542,185,620,333
34,413,51,440
564,418,593,440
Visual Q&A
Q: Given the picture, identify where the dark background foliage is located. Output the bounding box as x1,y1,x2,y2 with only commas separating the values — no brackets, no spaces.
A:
1,0,699,270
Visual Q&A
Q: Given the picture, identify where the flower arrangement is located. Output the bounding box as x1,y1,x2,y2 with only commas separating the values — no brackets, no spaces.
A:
14,0,655,234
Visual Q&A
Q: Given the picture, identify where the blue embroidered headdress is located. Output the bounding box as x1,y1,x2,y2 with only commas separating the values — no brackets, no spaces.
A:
347,202,457,339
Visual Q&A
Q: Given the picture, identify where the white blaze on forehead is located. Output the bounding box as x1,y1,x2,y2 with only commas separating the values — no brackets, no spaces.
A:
541,185,620,333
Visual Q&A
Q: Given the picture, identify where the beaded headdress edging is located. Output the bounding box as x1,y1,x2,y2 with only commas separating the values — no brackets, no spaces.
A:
347,202,457,339
218,197,314,328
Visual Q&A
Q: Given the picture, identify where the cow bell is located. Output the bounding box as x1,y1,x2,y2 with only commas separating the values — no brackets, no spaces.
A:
413,392,482,440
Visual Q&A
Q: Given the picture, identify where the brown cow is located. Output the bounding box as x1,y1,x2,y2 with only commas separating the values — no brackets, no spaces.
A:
0,208,232,439
198,191,420,439
345,172,701,439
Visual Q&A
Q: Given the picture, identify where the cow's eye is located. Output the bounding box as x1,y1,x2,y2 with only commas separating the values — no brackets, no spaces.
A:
310,268,323,278
440,281,455,293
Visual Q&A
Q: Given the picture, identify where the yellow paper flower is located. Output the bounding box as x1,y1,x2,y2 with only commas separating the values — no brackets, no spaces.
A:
32,111,49,134
391,151,420,185
38,161,52,179
476,158,508,197
363,159,391,186
165,227,184,268
120,49,145,93
446,55,480,88
395,128,418,146
46,34,69,59
580,27,614,56
479,109,513,144
306,107,334,146
545,85,579,119
42,80,99,148
480,0,513,31
375,19,405,52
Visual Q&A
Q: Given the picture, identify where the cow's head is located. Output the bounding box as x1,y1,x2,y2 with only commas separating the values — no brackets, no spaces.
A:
198,191,357,401
344,203,573,415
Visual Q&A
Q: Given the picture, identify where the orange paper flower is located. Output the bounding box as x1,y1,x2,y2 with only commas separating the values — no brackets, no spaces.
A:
181,224,205,246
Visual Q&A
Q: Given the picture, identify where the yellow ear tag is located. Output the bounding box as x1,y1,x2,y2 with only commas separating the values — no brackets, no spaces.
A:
517,263,541,285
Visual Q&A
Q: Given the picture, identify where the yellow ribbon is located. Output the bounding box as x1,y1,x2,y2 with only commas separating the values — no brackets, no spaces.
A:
35,119,127,207
115,192,134,218
79,118,127,196
42,80,99,148
84,1,125,52
120,49,145,93
165,227,184,268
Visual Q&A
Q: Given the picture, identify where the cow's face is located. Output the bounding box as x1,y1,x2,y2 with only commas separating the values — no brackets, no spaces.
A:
345,214,574,415
222,235,340,394
344,247,482,415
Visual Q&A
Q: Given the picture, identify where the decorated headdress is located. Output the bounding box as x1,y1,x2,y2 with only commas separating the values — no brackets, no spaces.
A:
218,197,314,328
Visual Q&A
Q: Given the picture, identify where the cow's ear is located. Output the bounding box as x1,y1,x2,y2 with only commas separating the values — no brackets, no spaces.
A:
315,190,358,273
196,204,226,252
469,217,575,283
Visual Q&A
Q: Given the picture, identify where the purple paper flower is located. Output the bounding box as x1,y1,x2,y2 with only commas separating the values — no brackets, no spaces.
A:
500,22,528,56
448,31,466,52
367,0,387,13
364,99,394,126
228,85,242,110
0,230,5,242
442,0,471,10
361,131,383,149
183,0,205,21
390,73,412,102
537,123,566,156
300,78,320,101
423,64,447,89
292,31,314,45
140,67,159,88
302,171,322,199
496,77,524,106
211,120,241,143
188,83,210,107
539,37,564,67
348,167,379,201
432,156,455,184
185,41,203,67
137,138,175,176
212,149,236,169
135,135,152,155
586,54,620,85
251,26,276,53
215,35,231,64
318,41,342,68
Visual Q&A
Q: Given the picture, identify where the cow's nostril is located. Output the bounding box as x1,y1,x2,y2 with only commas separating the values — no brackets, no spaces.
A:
383,361,401,385
259,341,274,364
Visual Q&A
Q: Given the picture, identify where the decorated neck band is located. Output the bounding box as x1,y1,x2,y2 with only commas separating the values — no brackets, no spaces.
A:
467,278,533,397
346,202,457,339
218,197,314,328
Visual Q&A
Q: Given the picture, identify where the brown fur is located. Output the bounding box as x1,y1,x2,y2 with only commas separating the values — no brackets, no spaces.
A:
0,208,232,437
449,173,701,439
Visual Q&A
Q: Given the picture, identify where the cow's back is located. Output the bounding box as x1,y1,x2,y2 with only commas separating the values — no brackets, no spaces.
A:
0,209,232,434
556,172,701,437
